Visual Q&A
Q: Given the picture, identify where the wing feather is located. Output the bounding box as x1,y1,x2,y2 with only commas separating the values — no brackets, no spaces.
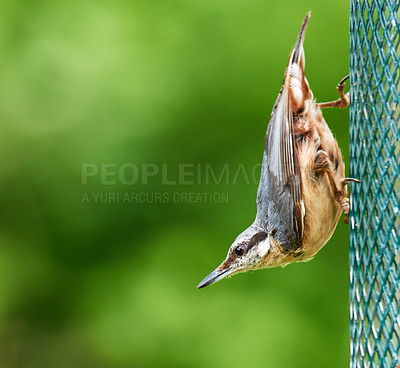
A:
256,13,311,251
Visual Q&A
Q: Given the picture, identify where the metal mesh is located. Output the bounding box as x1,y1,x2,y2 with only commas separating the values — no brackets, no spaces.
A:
349,0,400,367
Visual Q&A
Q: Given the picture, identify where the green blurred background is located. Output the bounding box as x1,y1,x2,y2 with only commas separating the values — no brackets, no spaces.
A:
0,1,351,367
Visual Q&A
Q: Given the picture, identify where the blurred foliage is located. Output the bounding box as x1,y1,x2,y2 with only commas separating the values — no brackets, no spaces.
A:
0,0,351,367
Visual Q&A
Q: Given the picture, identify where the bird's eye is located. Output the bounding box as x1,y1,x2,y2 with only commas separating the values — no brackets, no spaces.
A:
234,245,245,256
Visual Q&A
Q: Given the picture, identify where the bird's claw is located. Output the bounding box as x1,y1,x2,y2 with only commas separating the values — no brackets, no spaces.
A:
341,177,361,185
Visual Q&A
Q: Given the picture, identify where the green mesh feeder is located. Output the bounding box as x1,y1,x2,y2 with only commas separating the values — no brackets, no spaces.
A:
349,0,400,367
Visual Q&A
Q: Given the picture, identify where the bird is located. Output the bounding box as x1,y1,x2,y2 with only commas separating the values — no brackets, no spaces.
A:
197,12,359,289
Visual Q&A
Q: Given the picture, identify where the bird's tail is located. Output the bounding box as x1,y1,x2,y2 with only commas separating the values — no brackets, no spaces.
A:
292,11,310,68
284,12,313,114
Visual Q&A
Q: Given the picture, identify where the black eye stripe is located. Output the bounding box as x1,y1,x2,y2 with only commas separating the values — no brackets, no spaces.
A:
232,231,268,257
246,231,268,252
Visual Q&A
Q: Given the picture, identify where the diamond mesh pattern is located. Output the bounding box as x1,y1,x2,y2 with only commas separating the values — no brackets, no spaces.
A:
349,1,400,367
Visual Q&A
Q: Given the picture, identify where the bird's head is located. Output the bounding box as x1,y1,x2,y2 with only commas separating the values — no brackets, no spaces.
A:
197,225,272,289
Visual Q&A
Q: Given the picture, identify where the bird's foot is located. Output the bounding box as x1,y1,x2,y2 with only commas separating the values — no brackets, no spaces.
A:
341,177,361,185
338,195,350,224
339,177,360,224
314,150,331,173
315,153,351,224
317,75,350,109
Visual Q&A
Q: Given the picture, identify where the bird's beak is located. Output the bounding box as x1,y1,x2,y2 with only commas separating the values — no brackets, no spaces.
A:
196,267,233,289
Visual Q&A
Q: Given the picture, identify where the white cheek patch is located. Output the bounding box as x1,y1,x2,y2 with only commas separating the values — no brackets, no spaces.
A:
246,237,271,265
228,234,271,271
256,238,271,258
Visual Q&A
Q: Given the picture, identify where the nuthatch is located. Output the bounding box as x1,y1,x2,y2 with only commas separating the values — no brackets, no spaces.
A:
197,12,359,289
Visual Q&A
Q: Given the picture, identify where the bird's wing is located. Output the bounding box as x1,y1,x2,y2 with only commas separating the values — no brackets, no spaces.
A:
256,13,311,251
